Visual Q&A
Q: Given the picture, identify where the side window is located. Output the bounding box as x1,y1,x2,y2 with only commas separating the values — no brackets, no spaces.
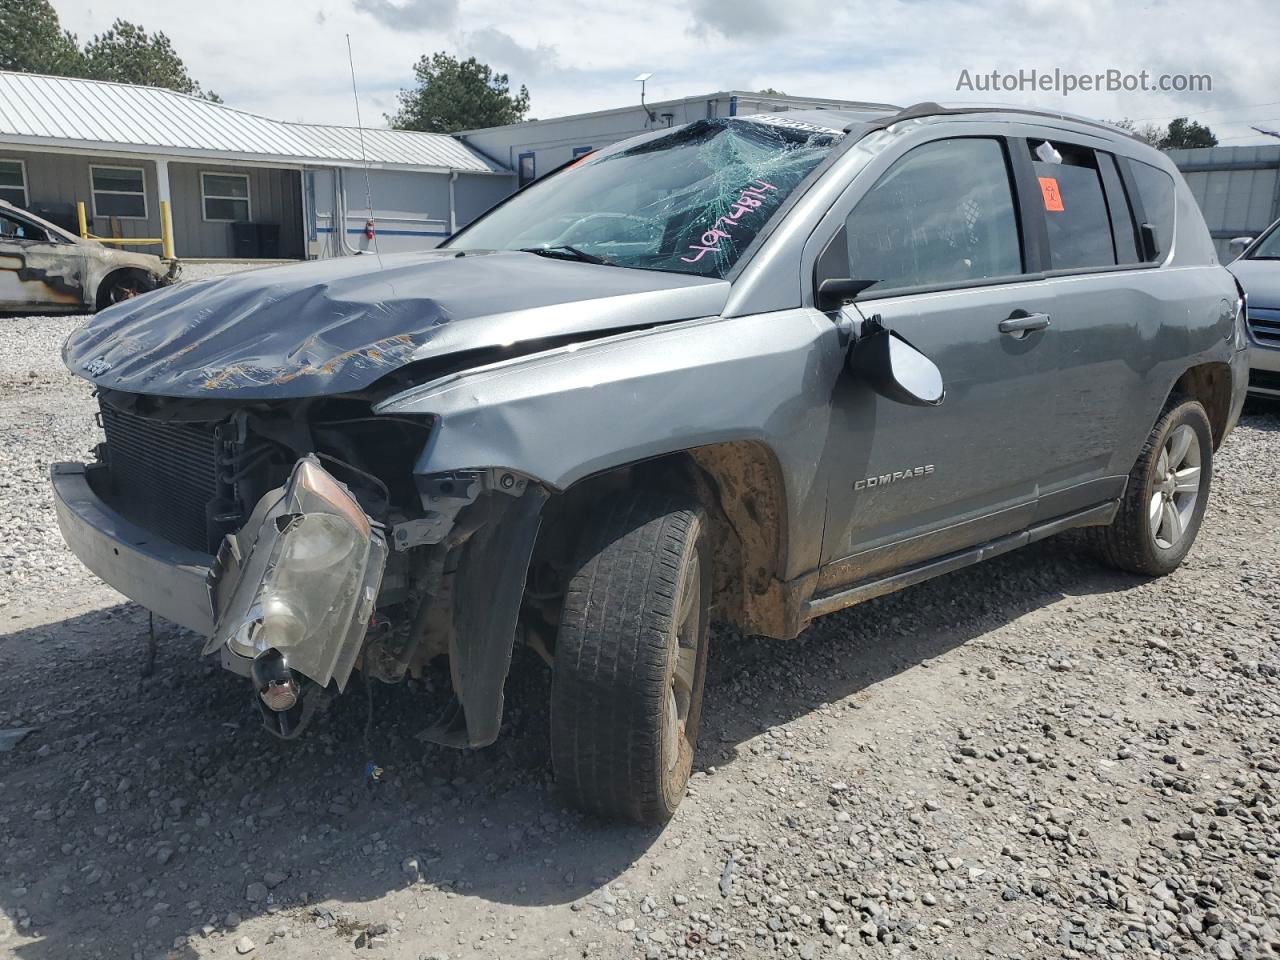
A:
843,138,1022,293
1096,153,1142,265
0,159,27,207
1126,160,1176,261
1028,140,1116,270
91,166,148,219
0,212,49,242
517,152,536,188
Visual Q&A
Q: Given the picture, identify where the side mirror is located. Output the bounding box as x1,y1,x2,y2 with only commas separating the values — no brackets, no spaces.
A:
849,322,945,407
816,277,878,312
1229,236,1254,259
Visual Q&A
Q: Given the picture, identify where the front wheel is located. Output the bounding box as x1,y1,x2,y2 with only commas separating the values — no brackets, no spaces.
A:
1093,398,1213,576
550,493,711,824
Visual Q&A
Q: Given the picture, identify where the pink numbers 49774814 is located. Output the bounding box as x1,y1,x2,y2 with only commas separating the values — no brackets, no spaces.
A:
679,180,777,264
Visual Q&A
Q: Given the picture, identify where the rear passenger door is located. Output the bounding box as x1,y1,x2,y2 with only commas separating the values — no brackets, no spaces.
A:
1013,134,1168,520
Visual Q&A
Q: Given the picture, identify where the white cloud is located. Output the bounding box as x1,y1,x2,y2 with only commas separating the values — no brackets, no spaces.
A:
47,0,1280,144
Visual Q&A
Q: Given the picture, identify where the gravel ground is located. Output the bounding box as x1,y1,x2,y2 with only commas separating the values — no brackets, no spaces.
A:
2,313,1279,960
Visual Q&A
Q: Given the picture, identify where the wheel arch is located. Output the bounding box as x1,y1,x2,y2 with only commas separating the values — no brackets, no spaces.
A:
533,439,798,640
94,266,156,311
1169,361,1233,449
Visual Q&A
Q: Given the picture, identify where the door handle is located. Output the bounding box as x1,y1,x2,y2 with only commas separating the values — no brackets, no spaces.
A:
999,312,1051,335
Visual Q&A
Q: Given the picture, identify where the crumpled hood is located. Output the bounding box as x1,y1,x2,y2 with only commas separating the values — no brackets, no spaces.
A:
1228,257,1280,309
64,249,729,399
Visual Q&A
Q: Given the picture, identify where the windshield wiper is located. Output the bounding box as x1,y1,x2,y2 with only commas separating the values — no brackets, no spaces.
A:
518,245,610,265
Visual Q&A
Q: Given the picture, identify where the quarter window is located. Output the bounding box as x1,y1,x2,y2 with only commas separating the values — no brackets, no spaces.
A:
1029,141,1116,271
518,152,536,187
844,138,1022,293
201,172,251,222
91,166,147,219
1127,160,1176,261
0,159,27,207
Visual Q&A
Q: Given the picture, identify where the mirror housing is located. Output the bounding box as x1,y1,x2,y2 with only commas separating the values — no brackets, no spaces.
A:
849,321,945,407
1228,236,1254,259
816,277,878,312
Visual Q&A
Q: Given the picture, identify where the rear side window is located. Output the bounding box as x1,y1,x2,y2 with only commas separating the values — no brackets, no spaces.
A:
1127,160,1176,261
1029,141,1116,270
843,137,1022,293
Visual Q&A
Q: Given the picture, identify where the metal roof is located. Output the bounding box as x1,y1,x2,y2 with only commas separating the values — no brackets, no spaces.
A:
0,71,507,173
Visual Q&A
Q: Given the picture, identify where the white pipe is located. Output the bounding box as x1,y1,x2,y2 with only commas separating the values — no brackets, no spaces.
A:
337,167,361,256
449,171,458,235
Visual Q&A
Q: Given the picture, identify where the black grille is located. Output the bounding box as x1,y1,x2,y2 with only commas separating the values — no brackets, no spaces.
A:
1249,369,1280,394
1247,310,1280,348
100,403,224,554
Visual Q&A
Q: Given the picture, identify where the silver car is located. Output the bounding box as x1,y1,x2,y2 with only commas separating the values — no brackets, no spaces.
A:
50,103,1248,823
1227,217,1280,398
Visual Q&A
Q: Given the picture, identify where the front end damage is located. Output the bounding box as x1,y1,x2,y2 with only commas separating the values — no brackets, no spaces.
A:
54,388,548,747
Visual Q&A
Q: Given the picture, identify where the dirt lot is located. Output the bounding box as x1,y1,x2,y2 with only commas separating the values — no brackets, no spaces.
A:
2,314,1279,960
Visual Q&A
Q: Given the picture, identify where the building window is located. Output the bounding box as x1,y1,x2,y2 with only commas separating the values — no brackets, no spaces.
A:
572,146,593,158
518,152,536,187
0,159,28,207
90,165,147,219
201,172,251,222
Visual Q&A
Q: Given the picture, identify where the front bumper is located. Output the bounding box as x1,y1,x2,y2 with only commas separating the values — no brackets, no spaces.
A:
1248,343,1280,396
51,462,215,635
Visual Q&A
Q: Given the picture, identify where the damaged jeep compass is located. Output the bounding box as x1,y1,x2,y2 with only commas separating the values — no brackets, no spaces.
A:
53,103,1248,824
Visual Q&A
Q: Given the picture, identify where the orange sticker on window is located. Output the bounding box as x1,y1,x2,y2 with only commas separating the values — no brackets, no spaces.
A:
1039,176,1064,212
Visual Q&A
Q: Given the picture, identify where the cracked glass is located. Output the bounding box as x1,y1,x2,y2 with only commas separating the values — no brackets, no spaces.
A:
449,116,844,278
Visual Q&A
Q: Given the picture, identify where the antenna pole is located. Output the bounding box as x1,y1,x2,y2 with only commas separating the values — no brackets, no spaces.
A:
346,34,380,259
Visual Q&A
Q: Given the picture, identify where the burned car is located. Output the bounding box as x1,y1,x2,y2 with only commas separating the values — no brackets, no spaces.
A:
53,104,1247,824
0,199,177,314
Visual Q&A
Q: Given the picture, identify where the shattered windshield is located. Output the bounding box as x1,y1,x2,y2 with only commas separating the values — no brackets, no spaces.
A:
447,116,844,278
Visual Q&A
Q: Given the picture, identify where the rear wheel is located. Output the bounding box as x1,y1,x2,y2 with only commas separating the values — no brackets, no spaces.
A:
1093,398,1213,576
551,493,711,824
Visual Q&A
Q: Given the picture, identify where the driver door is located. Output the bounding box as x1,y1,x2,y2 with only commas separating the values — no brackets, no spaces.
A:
817,136,1060,591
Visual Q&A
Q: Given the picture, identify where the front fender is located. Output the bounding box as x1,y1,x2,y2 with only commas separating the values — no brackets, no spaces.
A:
374,311,841,514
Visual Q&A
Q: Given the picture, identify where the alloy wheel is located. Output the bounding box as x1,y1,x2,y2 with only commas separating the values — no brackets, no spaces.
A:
1149,424,1201,549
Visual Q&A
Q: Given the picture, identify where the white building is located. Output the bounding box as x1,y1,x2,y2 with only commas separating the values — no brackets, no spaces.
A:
0,71,514,260
1167,144,1280,260
456,90,898,187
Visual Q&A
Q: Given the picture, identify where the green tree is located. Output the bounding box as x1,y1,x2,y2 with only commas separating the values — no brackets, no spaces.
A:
0,0,85,76
389,52,529,133
1159,117,1217,149
758,87,787,96
83,20,220,100
1110,118,1164,147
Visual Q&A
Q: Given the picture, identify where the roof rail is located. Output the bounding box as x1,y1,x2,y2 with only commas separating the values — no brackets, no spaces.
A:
849,101,1142,142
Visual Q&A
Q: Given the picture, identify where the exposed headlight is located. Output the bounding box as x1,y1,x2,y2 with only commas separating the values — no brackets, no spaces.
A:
211,456,387,690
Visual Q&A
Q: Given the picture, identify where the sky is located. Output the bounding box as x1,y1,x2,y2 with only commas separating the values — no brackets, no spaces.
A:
51,0,1280,145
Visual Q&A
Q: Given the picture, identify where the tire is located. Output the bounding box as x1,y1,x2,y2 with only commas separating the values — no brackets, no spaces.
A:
551,492,711,824
1093,398,1213,576
96,273,152,311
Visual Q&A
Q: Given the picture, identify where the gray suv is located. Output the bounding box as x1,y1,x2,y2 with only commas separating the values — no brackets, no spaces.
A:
52,102,1248,824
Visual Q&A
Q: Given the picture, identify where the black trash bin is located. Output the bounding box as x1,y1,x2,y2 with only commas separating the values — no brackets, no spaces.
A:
231,222,260,258
257,223,280,259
